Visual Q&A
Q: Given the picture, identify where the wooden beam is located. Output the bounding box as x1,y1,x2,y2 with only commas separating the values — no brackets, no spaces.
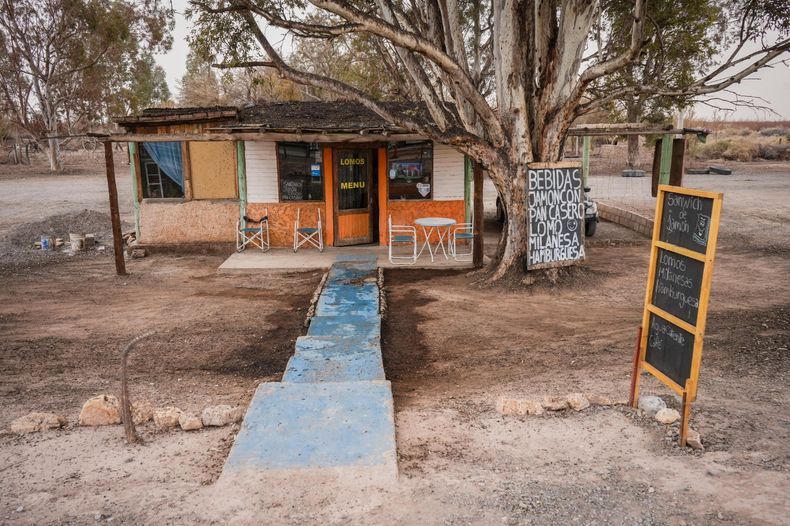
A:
473,161,484,268
104,141,127,276
659,133,673,186
107,132,426,144
581,136,591,187
670,138,685,187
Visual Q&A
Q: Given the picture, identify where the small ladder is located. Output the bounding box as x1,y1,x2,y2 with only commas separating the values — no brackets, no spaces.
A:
144,162,164,198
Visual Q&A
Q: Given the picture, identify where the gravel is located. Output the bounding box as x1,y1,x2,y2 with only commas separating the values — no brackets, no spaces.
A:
0,209,131,275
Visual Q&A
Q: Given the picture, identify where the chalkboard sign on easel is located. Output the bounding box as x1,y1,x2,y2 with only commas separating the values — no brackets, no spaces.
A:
630,185,723,448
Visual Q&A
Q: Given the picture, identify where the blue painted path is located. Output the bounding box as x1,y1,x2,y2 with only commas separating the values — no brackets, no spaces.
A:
224,255,397,479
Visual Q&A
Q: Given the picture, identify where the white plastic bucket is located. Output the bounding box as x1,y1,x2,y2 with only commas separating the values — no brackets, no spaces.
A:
69,233,85,251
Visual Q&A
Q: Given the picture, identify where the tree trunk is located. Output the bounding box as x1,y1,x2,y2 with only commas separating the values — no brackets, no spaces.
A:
46,137,61,172
486,163,529,281
626,100,641,168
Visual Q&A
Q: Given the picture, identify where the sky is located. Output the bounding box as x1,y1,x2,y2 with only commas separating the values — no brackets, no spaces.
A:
156,2,790,121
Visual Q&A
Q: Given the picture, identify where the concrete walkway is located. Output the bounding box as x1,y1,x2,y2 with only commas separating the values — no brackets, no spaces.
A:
223,255,397,481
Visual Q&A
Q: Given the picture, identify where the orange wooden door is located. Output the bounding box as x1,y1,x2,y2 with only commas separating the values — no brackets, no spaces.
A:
334,148,373,246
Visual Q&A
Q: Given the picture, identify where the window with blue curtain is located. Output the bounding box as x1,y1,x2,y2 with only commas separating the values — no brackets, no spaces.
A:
140,142,184,198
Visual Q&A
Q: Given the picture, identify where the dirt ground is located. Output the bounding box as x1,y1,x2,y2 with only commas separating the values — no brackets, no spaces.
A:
0,153,788,525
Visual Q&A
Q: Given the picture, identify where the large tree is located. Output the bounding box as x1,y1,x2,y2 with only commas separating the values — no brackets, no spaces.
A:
189,0,789,280
0,0,173,171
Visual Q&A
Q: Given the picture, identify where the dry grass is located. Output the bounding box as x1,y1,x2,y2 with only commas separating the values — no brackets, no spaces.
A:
686,121,790,162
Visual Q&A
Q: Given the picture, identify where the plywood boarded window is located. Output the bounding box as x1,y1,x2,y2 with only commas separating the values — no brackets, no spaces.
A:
189,142,238,199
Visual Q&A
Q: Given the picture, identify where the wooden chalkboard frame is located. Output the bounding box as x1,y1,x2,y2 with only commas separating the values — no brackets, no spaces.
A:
526,161,586,270
631,184,722,447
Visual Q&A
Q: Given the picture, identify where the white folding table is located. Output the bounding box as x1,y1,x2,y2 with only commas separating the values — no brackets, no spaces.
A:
415,217,457,262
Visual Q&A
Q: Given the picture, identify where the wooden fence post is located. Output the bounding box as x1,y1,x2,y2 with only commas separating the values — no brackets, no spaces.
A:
104,141,127,276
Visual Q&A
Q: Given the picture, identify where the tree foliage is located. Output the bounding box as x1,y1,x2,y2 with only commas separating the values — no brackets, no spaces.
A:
0,0,173,170
187,0,788,280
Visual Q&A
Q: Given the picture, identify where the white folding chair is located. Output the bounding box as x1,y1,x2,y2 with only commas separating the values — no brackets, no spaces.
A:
449,222,474,261
237,209,270,252
388,214,417,265
293,208,324,252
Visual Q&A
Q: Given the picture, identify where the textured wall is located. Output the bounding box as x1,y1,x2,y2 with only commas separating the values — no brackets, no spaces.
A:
139,200,238,244
387,200,465,244
189,142,238,199
432,144,466,200
246,202,327,248
245,141,279,202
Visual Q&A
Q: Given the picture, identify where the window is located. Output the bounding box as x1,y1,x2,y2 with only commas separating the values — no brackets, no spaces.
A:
140,142,184,198
278,142,324,201
387,141,433,200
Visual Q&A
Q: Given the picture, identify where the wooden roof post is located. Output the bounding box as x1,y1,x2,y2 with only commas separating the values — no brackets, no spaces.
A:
659,133,673,186
582,136,591,188
104,140,127,276
473,161,484,268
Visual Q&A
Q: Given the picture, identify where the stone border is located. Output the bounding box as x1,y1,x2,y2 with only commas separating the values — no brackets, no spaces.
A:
597,201,653,237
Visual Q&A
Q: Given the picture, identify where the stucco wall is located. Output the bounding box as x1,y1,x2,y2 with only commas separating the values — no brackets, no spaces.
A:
139,199,238,244
246,202,327,248
387,200,465,243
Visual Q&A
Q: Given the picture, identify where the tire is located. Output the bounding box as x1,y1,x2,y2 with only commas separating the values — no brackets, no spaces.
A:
585,217,597,237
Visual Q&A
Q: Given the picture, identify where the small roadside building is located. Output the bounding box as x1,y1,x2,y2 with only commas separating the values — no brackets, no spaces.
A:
114,102,472,250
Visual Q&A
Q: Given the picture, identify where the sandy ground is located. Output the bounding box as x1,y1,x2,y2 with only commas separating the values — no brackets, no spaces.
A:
0,154,788,525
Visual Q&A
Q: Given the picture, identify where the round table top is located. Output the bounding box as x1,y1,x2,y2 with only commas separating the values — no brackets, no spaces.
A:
415,217,457,227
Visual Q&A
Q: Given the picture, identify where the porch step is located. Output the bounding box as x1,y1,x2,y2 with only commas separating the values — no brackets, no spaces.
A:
223,381,396,477
316,282,379,317
283,351,385,383
307,315,381,341
295,334,379,356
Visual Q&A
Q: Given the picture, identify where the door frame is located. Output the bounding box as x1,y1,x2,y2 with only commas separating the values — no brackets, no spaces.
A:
333,147,377,246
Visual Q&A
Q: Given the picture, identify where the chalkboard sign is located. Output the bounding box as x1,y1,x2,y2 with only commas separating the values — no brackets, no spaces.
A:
645,313,694,387
659,191,714,254
652,248,704,325
635,184,722,401
527,163,585,269
633,185,723,446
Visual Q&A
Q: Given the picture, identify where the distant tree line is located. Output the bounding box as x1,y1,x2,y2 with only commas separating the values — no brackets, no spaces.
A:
0,0,174,171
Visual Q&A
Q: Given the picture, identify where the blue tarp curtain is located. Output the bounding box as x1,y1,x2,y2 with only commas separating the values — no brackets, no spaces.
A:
142,142,184,190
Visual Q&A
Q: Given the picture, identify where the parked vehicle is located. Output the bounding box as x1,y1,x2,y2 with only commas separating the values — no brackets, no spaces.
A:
583,186,598,237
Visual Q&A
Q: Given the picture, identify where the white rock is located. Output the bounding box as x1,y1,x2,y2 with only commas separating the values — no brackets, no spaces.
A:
520,400,544,416
566,393,590,411
201,405,245,427
79,395,121,426
587,394,613,406
637,395,666,417
654,408,680,425
178,413,203,431
130,400,154,425
153,407,182,431
686,429,703,450
9,412,66,433
495,397,521,415
542,396,569,411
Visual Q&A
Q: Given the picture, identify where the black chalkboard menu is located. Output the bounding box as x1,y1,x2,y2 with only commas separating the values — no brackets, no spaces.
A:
659,191,714,254
652,248,704,325
526,163,585,269
645,313,695,387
